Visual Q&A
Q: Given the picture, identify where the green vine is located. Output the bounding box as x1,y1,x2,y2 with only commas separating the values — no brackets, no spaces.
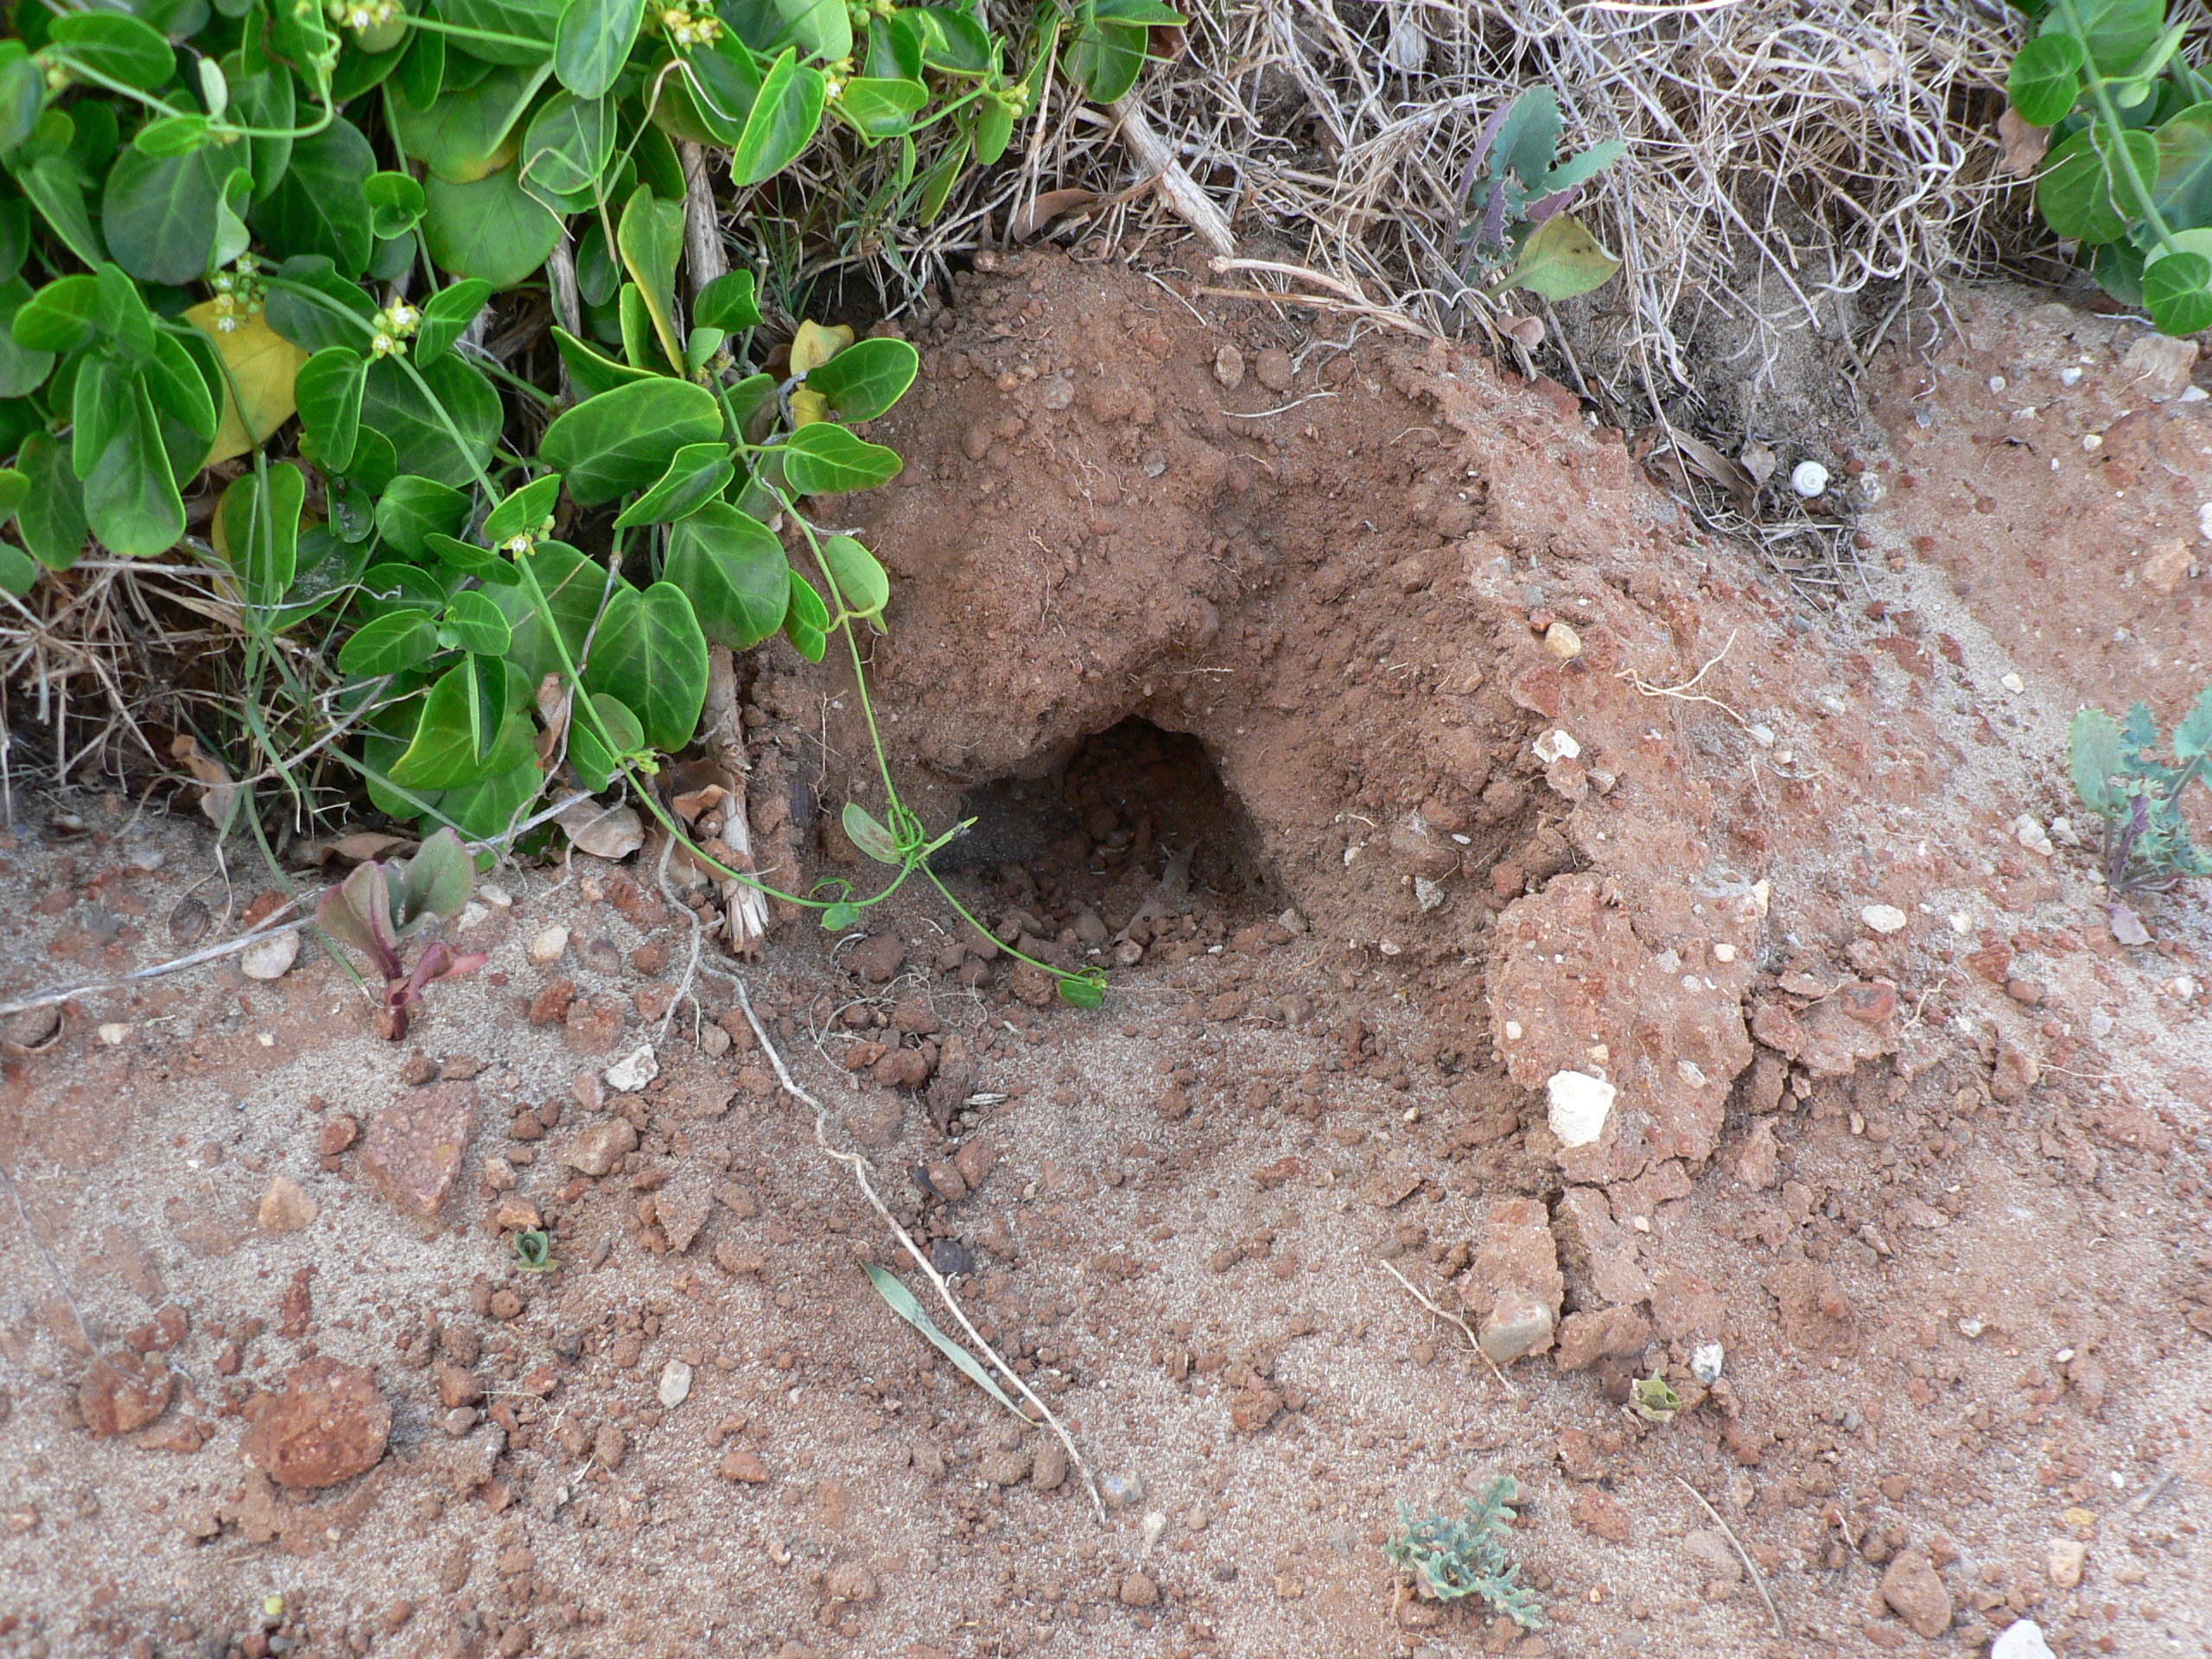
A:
2006,0,2212,333
0,0,1179,1012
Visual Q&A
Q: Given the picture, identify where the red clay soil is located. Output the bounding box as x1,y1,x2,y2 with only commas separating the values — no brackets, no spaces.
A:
0,251,2208,1659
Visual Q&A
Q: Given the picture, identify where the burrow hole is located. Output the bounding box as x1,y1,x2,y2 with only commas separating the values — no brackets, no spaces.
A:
936,719,1278,939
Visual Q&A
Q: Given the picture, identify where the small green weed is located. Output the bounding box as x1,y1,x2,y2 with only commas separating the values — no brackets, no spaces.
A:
2069,687,2212,893
315,827,484,1039
1385,1478,1544,1631
512,1228,557,1273
2003,1,2212,334
1455,86,1625,304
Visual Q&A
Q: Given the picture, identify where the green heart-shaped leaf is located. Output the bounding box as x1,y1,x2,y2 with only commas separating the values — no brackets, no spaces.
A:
339,607,439,678
613,442,735,527
782,421,903,494
539,376,722,505
662,499,789,647
583,580,709,750
295,346,365,474
803,335,918,421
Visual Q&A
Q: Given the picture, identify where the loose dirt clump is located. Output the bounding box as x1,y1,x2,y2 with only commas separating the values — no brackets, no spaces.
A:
2,251,2209,1659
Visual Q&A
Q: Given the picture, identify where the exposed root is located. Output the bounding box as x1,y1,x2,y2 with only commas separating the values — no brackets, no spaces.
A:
727,976,1109,1523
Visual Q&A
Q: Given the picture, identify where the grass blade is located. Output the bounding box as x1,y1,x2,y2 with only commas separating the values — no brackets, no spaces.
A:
862,1262,1027,1422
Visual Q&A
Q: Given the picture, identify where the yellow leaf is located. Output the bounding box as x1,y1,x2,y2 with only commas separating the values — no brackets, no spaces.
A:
185,302,309,467
788,387,830,427
790,320,853,377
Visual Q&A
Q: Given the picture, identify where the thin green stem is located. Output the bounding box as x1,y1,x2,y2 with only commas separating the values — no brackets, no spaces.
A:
2056,0,2180,252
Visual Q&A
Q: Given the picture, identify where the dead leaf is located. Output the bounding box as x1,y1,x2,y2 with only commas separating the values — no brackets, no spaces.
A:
535,671,572,771
1503,315,1546,351
1010,188,1103,242
311,832,416,867
184,304,308,467
1637,426,1755,507
672,782,729,824
170,734,240,829
1738,440,1777,486
1999,109,2050,178
556,800,645,860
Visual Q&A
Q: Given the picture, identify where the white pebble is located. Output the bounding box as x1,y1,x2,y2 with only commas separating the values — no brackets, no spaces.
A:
240,931,301,981
2199,501,2212,542
1691,1342,1725,1384
1957,1317,1985,1338
1789,461,1829,498
1860,904,1909,936
1532,728,1580,765
1503,1020,1522,1041
2000,671,2025,693
658,1359,693,1409
1991,1621,2055,1659
2058,365,2083,387
97,1022,130,1046
1713,943,1737,963
528,925,569,965
1747,723,1775,747
606,1043,659,1092
478,881,513,909
1546,1071,1616,1148
2048,816,2080,848
1987,374,2006,393
2082,432,2102,451
453,902,491,933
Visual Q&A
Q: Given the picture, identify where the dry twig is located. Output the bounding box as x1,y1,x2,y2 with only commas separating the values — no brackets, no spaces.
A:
1377,1256,1516,1396
1674,1473,1785,1637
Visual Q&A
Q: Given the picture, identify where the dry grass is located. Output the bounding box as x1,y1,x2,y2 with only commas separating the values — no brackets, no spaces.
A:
992,1,2040,413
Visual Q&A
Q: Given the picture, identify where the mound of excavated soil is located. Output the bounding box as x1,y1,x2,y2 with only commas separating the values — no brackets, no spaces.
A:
1,251,2208,1659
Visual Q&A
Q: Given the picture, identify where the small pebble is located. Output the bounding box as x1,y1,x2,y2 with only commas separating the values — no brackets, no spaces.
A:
1957,1317,1985,1338
1100,1471,1146,1510
528,926,569,965
1859,905,1909,936
2045,1536,2085,1589
2000,671,2025,693
1690,1342,1725,1384
1992,1619,2056,1659
97,1022,130,1046
2058,365,2083,387
1532,728,1580,765
658,1360,693,1409
1541,620,1583,662
605,1044,658,1092
1546,1071,1614,1148
2082,432,2102,451
240,931,301,981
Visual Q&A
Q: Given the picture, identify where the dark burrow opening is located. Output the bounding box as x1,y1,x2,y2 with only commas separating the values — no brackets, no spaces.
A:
932,719,1278,941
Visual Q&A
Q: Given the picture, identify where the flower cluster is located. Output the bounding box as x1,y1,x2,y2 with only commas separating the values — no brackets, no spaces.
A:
370,299,420,359
823,54,856,101
654,1,722,49
325,0,400,33
207,257,268,334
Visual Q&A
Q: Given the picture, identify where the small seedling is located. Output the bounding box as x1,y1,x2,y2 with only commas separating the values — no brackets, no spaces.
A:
315,829,487,1040
512,1230,558,1274
1385,1478,1545,1630
1457,87,1627,303
2069,688,2212,894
